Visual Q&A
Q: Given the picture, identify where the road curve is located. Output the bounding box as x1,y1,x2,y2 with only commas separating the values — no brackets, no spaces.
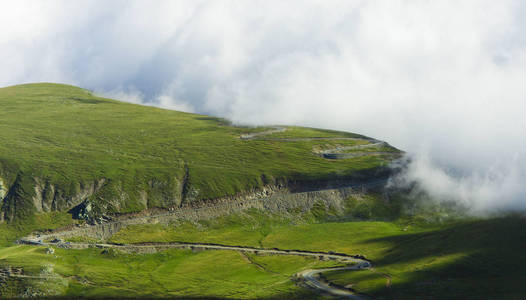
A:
19,238,372,299
240,126,288,139
239,126,393,160
298,263,371,300
19,239,366,263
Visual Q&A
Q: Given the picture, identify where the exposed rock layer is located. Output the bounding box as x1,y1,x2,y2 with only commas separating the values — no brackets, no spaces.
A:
0,165,392,224
28,180,385,241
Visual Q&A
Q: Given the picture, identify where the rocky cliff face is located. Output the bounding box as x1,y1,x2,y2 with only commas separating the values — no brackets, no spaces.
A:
32,178,106,213
0,164,393,224
0,178,6,222
30,182,381,241
0,178,6,201
0,174,186,224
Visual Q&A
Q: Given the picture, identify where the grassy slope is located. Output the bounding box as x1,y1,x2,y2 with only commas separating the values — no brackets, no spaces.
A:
2,83,523,299
0,212,74,246
107,208,526,299
2,211,524,299
0,245,341,299
0,189,523,299
0,83,397,218
323,216,526,300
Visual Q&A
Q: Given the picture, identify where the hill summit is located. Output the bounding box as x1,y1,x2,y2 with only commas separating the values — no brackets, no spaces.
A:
0,83,400,223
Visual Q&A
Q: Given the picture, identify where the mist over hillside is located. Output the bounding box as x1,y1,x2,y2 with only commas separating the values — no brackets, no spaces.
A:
1,0,525,211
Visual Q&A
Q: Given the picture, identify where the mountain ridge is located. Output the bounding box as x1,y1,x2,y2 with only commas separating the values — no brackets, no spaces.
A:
0,83,401,223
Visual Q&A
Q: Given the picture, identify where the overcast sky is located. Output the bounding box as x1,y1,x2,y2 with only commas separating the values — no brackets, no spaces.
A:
2,0,526,211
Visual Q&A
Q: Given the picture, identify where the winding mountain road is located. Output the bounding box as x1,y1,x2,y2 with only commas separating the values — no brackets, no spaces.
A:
240,126,394,159
299,263,371,300
240,126,288,139
14,126,394,298
19,238,372,299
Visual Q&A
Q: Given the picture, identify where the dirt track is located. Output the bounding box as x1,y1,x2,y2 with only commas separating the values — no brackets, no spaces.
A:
19,238,372,299
298,264,371,300
240,126,393,160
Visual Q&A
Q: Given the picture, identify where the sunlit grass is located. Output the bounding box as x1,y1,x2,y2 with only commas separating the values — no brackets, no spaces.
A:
0,83,399,220
0,244,338,299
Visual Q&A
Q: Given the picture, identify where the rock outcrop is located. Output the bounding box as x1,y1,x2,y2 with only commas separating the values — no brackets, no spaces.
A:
0,178,6,201
26,179,386,241
32,178,106,213
0,174,186,224
0,161,393,224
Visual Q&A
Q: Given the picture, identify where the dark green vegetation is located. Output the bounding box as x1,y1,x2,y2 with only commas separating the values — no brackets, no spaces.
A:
0,83,398,223
322,216,526,299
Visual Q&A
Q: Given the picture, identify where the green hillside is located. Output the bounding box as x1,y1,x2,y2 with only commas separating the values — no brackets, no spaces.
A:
0,83,524,299
0,83,399,223
1,197,524,299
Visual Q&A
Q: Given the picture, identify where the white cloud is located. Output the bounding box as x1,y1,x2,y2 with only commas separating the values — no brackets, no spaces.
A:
1,0,526,210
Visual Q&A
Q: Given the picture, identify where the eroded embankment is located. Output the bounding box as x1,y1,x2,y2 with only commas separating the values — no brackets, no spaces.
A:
24,180,386,241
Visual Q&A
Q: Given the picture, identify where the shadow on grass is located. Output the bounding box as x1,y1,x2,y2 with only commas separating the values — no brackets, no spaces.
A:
355,216,526,299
